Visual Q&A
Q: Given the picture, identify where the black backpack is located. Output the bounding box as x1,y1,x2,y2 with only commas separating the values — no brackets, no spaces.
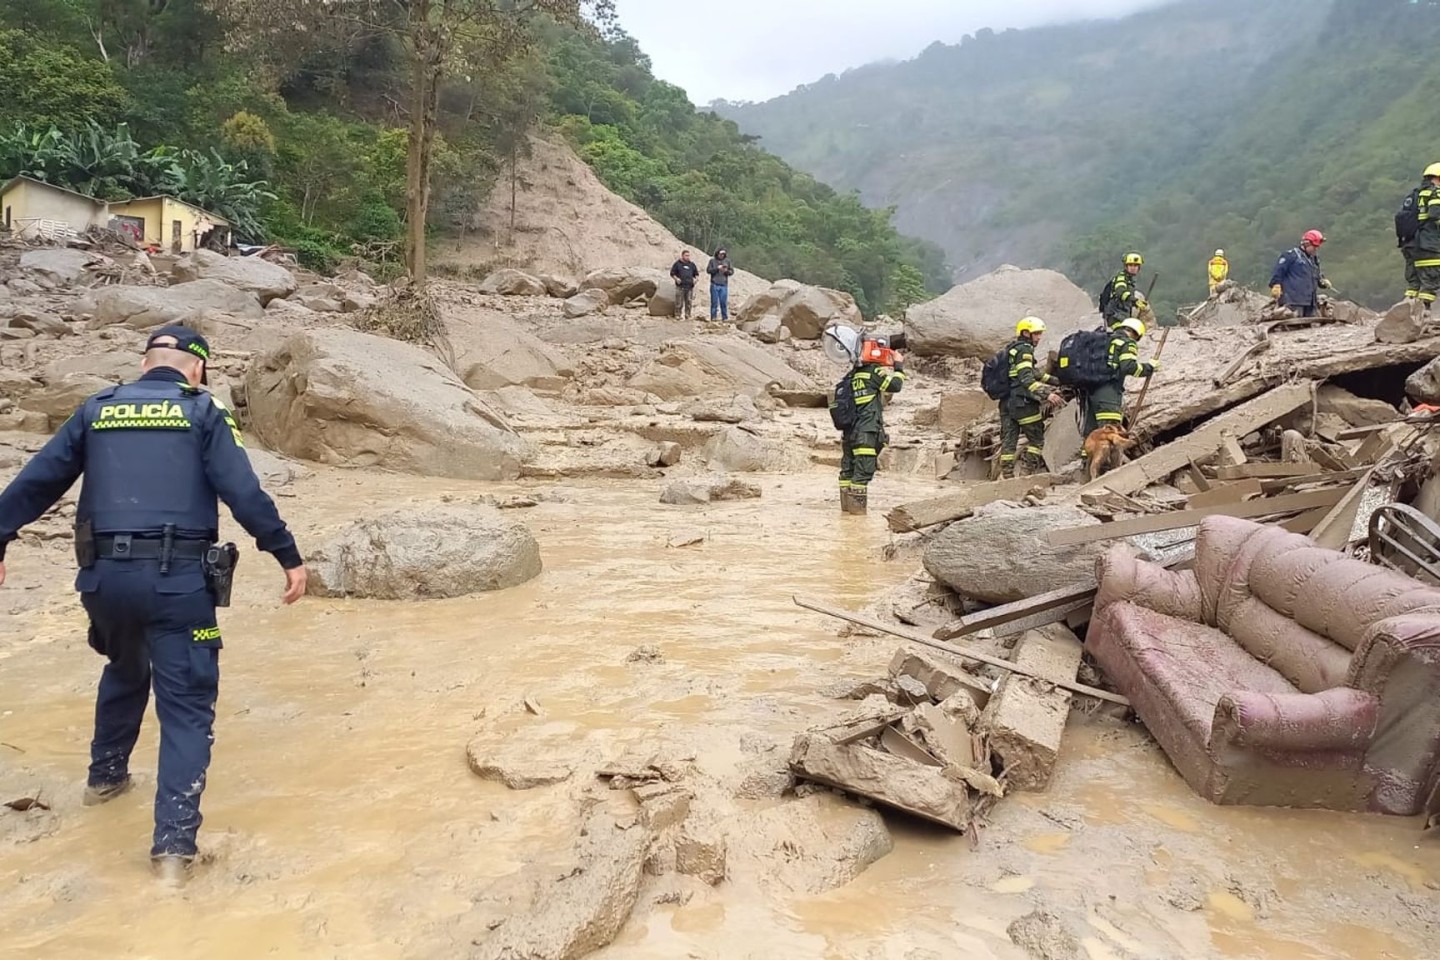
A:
1055,329,1113,389
981,347,1011,400
1397,187,1422,245
1097,277,1119,316
829,371,859,431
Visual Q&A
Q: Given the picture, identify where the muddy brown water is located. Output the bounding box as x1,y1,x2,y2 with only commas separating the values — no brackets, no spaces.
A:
1,469,1437,959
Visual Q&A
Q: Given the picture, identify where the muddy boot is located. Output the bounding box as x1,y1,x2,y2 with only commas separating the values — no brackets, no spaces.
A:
83,775,133,807
151,855,193,888
850,489,868,515
839,489,853,514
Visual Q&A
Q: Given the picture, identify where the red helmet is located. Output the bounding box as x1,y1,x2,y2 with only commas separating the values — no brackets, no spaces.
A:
1302,229,1325,246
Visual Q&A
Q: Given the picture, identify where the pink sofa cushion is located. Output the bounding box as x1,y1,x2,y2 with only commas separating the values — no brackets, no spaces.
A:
1222,596,1352,694
1097,601,1295,741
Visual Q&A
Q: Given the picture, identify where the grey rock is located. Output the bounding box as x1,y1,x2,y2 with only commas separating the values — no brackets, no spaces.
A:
20,248,106,285
563,288,609,318
923,505,1107,604
736,279,861,340
478,268,548,297
93,280,264,329
9,310,71,337
171,249,297,304
307,505,542,599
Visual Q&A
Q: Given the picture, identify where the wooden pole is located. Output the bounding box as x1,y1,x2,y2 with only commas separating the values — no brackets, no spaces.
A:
1127,325,1171,430
792,595,1130,706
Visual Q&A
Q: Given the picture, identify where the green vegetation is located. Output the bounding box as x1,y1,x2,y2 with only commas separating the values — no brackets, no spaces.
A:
722,0,1440,313
0,1,947,310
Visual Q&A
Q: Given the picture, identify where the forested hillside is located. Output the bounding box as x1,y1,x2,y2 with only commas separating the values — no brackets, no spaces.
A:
721,0,1440,311
0,1,947,315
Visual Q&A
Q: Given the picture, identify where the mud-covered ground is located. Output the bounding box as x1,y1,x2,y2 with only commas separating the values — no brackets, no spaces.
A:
1,462,1436,960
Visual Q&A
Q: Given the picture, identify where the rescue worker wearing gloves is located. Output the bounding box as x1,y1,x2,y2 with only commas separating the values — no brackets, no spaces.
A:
837,338,905,515
1000,317,1063,479
1208,249,1230,297
1082,317,1158,436
0,325,307,884
1101,253,1154,330
1412,166,1440,310
1269,230,1330,318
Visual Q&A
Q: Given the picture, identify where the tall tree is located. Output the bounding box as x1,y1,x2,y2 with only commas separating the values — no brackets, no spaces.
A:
206,0,609,283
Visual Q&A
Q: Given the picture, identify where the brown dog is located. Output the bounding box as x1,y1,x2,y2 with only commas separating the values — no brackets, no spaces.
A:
1084,425,1136,481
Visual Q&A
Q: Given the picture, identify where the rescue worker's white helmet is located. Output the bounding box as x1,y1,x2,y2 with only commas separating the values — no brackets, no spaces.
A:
1215,249,1225,257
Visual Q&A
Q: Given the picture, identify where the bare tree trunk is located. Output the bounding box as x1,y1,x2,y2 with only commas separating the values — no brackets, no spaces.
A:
509,142,518,243
404,5,448,287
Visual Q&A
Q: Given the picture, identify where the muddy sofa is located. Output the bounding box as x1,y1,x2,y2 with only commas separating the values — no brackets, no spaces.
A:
1088,515,1440,814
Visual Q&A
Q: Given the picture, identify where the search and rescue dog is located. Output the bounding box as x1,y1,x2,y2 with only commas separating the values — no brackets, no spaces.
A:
1084,425,1136,481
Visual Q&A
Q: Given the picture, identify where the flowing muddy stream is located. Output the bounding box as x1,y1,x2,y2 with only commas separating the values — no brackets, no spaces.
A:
1,468,1437,959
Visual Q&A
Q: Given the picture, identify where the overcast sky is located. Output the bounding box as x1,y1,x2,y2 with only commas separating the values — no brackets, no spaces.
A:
609,0,1173,104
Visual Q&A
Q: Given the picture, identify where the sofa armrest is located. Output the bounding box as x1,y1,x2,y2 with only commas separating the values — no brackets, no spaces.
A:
1211,688,1378,754
1094,546,1203,623
1346,615,1440,695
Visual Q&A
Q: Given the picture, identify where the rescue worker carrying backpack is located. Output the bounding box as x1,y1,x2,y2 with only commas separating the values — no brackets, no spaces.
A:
1082,317,1158,436
1402,165,1440,310
997,317,1063,478
1100,253,1154,330
828,333,906,515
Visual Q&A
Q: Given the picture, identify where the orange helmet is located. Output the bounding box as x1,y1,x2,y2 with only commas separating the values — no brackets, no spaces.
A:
1302,229,1325,247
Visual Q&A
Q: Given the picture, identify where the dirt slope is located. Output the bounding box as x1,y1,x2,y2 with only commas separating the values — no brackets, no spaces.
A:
437,136,770,302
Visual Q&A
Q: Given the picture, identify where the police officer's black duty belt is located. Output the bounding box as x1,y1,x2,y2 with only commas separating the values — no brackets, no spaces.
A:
95,536,210,560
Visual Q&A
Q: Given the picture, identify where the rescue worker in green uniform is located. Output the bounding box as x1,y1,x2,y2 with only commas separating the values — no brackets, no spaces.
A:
999,317,1064,478
838,339,905,515
1081,317,1157,436
1415,168,1440,311
1101,253,1152,330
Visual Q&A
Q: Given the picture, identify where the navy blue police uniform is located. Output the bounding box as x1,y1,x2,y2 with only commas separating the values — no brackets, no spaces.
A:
0,326,301,862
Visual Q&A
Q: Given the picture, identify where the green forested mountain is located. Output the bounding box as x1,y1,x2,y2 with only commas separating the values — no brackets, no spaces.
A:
0,2,948,315
720,0,1440,311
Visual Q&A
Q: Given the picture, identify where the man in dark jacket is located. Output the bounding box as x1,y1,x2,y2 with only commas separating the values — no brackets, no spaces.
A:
1081,318,1158,437
835,338,905,515
706,248,734,321
669,250,700,319
1269,230,1330,318
1414,170,1440,311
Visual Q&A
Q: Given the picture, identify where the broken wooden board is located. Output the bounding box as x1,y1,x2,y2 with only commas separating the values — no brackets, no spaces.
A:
1259,466,1370,495
1047,488,1347,547
1213,462,1321,480
789,733,971,831
1042,401,1084,474
1279,506,1335,534
1217,433,1248,467
793,595,1130,706
980,625,1084,792
889,648,993,707
1186,479,1263,508
886,474,1060,533
1079,382,1315,497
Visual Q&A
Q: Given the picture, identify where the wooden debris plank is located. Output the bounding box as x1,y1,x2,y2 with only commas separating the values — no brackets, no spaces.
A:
1279,506,1335,534
1187,479,1263,508
1310,443,1356,471
1081,382,1315,497
1213,462,1321,480
1186,460,1211,492
932,548,1195,641
1046,488,1347,547
793,595,1130,706
1259,466,1369,494
981,625,1084,792
1218,433,1248,467
886,474,1060,533
1309,471,1378,550
1354,429,1402,466
1336,422,1399,441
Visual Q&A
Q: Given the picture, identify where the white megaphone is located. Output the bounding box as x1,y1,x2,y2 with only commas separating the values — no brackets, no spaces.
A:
822,324,861,366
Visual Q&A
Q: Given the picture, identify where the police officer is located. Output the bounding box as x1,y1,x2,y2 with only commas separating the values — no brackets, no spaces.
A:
0,325,307,884
1269,230,1330,318
999,317,1063,479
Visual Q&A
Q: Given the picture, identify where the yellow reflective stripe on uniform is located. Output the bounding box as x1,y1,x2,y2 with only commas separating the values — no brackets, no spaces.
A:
1096,412,1124,422
1423,293,1438,303
192,626,221,642
1417,259,1440,268
1013,360,1034,370
852,447,877,456
1018,413,1044,425
92,418,192,430
854,394,877,405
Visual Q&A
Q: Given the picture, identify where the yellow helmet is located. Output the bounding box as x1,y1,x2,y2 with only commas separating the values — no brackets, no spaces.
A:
1120,317,1146,338
1425,162,1440,179
1124,252,1144,266
1016,316,1046,337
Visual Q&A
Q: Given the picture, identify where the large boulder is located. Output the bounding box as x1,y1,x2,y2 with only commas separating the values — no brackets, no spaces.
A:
1407,356,1440,405
648,281,679,317
441,304,574,394
704,425,808,473
19,374,112,429
627,338,814,400
244,328,530,480
307,506,541,599
1316,385,1397,427
1180,287,1271,327
43,352,136,384
905,266,1095,359
938,390,993,434
171,249,297,304
20,248,105,286
93,280,264,329
563,288,609,318
478,268,548,297
923,505,1107,604
737,280,863,340
540,274,578,299
579,266,669,305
